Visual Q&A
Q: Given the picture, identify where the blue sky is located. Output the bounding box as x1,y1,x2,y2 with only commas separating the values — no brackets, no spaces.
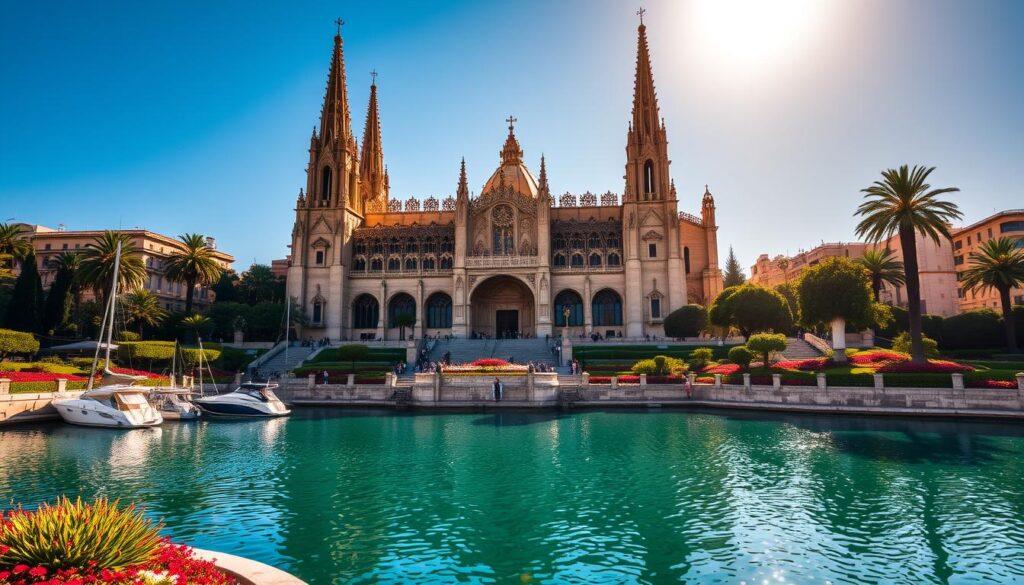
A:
3,0,1022,273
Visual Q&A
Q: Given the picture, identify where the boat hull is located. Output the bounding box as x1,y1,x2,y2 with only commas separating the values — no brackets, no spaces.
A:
52,398,163,429
195,401,290,418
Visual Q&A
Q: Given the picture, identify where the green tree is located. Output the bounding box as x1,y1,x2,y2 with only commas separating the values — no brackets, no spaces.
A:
722,246,746,288
0,223,32,270
121,289,167,337
393,312,415,341
5,251,43,333
892,331,938,357
237,264,281,305
41,255,77,334
774,280,801,328
959,237,1024,353
181,314,212,343
0,328,40,361
727,345,753,370
77,231,147,306
663,304,708,338
163,233,223,314
746,333,787,367
337,344,370,372
856,248,905,301
709,284,791,338
211,270,239,303
855,164,961,363
797,257,881,362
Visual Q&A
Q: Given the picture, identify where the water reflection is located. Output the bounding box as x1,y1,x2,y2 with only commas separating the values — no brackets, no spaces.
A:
2,410,1024,584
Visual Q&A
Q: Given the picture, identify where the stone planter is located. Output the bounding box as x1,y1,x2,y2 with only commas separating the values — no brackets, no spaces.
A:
192,548,306,585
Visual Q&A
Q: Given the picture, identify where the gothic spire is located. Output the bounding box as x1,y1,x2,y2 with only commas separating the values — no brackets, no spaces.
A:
318,26,354,146
500,115,524,165
538,154,550,196
630,18,662,144
359,73,386,196
457,157,469,199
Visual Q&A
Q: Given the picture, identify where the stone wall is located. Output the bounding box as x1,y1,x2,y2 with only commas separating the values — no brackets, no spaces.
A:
0,391,83,425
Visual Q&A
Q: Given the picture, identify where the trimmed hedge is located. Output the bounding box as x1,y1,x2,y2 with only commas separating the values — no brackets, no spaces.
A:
307,346,406,364
0,329,39,359
574,345,736,364
940,309,1004,350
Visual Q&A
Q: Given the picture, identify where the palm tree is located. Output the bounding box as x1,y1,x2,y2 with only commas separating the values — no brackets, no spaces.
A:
163,233,223,314
857,248,906,301
181,313,211,344
77,231,148,306
393,312,415,341
959,237,1024,353
0,223,31,269
855,165,962,363
122,289,167,337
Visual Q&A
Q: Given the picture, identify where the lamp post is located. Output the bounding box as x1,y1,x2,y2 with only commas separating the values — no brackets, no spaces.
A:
562,306,571,337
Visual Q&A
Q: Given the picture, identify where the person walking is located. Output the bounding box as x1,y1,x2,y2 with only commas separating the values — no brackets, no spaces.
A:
492,377,501,402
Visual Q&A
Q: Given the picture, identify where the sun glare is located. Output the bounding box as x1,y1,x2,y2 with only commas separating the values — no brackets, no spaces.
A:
691,0,829,71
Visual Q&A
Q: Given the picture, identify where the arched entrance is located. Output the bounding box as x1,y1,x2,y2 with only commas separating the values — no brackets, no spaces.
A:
469,275,535,338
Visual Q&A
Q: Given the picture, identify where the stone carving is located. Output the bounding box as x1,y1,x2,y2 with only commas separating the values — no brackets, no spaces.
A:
442,196,456,211
600,191,618,206
424,196,439,211
580,191,597,207
642,230,663,241
404,197,421,212
388,199,402,212
559,192,577,207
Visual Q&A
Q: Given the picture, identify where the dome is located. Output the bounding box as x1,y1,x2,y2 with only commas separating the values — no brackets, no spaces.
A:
481,124,539,198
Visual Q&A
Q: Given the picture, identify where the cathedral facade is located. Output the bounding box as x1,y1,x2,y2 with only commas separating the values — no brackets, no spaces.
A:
286,21,723,341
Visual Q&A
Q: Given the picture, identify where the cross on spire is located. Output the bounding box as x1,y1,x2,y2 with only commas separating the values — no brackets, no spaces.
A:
506,115,517,133
334,17,345,35
636,7,646,24
370,69,377,85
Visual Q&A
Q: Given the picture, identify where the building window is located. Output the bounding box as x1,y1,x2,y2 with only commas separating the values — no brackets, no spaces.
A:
554,290,584,326
571,254,584,267
62,243,68,249
684,246,691,274
589,253,602,267
648,243,657,258
387,293,416,329
650,297,661,319
425,293,452,328
352,294,379,329
953,240,962,250
387,258,400,271
423,257,436,270
405,257,417,271
553,254,566,267
1001,221,1024,233
315,250,325,265
320,166,332,201
954,255,964,266
592,289,623,326
439,255,453,269
492,205,515,255
312,300,324,324
967,236,972,245
353,257,366,271
607,253,621,266
957,288,964,299
44,243,51,250
370,258,383,271
643,160,655,198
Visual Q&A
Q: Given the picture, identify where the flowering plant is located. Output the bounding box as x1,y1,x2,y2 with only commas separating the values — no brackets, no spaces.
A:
966,379,1017,389
773,358,833,372
0,371,87,382
109,367,163,380
471,358,510,367
848,349,909,365
442,359,529,373
701,363,741,376
876,360,974,374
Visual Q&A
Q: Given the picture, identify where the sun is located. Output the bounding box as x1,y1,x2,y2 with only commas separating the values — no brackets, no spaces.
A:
690,0,830,71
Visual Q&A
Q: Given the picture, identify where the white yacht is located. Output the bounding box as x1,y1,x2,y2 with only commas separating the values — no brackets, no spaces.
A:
52,241,164,429
194,383,291,418
148,388,201,421
53,385,162,428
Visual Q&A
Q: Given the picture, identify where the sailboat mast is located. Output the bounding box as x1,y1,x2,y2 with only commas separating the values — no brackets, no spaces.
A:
103,242,122,371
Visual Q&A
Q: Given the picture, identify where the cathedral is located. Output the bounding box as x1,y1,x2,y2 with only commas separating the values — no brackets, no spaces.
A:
286,19,723,341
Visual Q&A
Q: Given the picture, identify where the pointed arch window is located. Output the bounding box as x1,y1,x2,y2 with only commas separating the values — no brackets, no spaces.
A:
387,258,400,271
370,258,383,272
426,293,453,328
353,257,366,271
352,294,379,329
312,299,324,325
643,160,655,199
607,253,621,266
589,253,602,267
554,290,584,327
592,289,623,326
553,253,566,267
320,166,333,202
404,257,417,271
439,255,453,270
423,257,436,270
571,254,584,268
684,246,691,274
492,205,515,255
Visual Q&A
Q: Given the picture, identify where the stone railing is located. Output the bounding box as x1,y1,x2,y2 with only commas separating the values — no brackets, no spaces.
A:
678,211,703,225
802,333,832,355
465,254,538,268
350,266,453,278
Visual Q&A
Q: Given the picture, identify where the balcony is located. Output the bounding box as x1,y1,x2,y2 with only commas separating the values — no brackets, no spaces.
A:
465,254,539,268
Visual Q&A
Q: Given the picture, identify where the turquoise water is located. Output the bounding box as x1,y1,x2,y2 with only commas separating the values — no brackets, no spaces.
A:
2,409,1024,584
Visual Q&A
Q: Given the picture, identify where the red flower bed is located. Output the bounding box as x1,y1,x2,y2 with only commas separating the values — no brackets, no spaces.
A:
470,358,510,367
695,376,714,384
876,360,974,374
849,349,908,365
966,379,1018,389
0,538,230,585
774,357,832,371
109,367,163,380
0,371,87,382
702,363,740,375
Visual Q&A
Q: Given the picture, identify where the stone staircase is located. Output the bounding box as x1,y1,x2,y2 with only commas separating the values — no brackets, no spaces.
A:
255,345,316,378
781,337,823,360
428,338,559,367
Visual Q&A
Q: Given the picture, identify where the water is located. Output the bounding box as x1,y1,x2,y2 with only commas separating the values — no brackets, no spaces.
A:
2,409,1024,584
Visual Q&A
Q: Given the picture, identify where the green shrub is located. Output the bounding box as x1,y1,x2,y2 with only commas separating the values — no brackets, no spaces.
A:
180,347,221,369
308,346,406,364
0,328,39,360
116,331,141,342
37,355,68,365
212,346,257,372
117,341,176,364
940,309,1003,350
0,496,163,570
631,355,687,376
746,333,787,365
336,344,370,370
892,331,938,357
663,304,708,338
728,346,753,369
688,347,714,370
